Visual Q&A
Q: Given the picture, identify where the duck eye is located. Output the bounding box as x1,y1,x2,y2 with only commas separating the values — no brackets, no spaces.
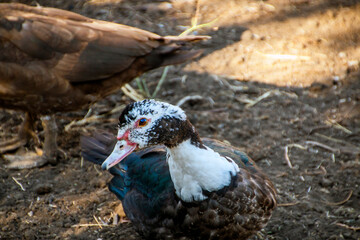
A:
138,118,148,127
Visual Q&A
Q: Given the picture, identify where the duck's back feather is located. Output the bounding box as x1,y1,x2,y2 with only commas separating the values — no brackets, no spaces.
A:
0,3,207,114
81,132,276,239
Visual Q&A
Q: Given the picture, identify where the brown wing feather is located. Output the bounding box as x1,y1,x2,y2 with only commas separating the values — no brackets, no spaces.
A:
0,4,160,82
0,3,208,114
0,3,206,83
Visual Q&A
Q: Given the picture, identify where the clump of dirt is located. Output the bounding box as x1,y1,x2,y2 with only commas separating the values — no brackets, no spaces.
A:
1,0,359,239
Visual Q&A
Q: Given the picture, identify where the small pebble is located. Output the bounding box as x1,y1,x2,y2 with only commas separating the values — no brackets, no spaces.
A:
319,178,333,188
27,211,33,217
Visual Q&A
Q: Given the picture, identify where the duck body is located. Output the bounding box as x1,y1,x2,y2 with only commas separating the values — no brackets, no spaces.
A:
0,3,207,168
0,3,206,114
81,100,277,239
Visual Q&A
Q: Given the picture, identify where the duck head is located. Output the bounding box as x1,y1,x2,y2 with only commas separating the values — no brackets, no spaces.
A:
102,99,202,170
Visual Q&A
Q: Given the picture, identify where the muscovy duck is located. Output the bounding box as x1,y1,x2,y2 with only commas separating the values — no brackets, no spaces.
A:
0,3,208,169
81,99,277,239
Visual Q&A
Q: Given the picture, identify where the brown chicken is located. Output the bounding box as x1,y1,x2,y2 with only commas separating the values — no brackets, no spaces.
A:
0,3,209,169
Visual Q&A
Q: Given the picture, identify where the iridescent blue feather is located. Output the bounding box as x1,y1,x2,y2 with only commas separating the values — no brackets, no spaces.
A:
81,132,276,239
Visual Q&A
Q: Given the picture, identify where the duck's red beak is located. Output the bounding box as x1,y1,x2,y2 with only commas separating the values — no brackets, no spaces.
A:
101,140,137,170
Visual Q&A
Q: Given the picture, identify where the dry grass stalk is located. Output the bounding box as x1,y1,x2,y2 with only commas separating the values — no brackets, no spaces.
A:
315,133,349,144
245,90,274,108
12,177,25,191
24,170,33,178
305,141,338,153
93,215,103,229
65,115,104,132
301,166,327,176
64,104,125,131
284,143,307,169
325,119,352,134
335,223,360,231
72,223,110,228
243,89,297,108
277,202,299,207
135,0,213,99
325,190,353,206
284,145,293,169
121,84,144,102
314,133,360,154
176,95,204,107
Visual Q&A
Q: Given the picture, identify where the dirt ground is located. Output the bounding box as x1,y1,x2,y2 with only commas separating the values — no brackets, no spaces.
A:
1,0,359,239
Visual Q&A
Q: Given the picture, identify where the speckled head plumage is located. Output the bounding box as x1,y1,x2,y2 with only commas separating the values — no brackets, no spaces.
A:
118,99,186,129
116,99,190,148
102,99,203,169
